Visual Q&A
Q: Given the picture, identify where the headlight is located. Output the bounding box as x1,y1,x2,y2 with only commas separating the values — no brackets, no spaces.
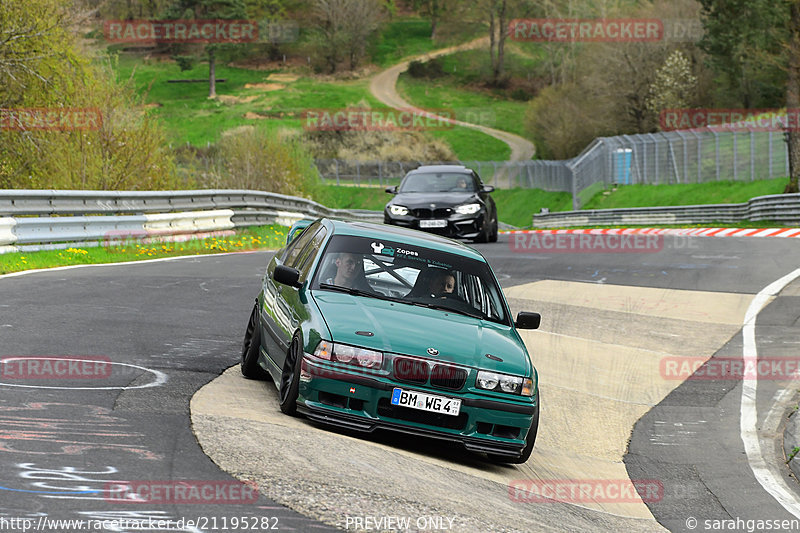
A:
389,205,409,216
313,341,383,370
499,374,523,394
476,371,500,390
476,370,531,396
455,203,481,215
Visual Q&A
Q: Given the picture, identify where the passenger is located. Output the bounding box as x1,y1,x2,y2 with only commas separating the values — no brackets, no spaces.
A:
429,270,456,297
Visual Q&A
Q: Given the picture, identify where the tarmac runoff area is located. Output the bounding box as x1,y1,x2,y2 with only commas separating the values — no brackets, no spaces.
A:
190,280,755,532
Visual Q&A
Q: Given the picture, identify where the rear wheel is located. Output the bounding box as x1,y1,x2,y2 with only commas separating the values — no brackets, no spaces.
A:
279,334,304,416
241,304,268,380
486,396,539,464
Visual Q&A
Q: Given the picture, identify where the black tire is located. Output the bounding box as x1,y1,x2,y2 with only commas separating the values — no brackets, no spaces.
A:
279,334,304,416
241,304,269,380
473,216,491,243
489,216,499,243
486,396,539,464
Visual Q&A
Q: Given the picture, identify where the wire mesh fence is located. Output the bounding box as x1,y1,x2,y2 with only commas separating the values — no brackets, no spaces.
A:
316,126,791,208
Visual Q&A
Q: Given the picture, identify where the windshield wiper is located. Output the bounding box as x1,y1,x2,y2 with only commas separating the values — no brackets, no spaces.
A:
317,283,401,303
411,300,487,320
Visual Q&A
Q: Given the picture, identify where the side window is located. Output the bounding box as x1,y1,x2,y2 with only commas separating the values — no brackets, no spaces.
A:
296,227,328,281
283,223,319,267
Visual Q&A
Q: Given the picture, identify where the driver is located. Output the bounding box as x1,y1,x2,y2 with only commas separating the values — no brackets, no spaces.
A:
325,253,371,291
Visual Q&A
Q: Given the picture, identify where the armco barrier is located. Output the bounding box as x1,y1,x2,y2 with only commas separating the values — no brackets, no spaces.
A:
533,193,800,228
0,217,17,246
0,190,383,253
0,189,384,223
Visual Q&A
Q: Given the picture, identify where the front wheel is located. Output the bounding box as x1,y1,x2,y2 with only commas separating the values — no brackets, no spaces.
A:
489,216,498,243
241,304,268,380
279,334,304,416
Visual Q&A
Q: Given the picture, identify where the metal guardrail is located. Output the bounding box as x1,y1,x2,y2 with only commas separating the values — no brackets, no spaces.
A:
0,189,382,221
532,193,800,228
0,189,384,254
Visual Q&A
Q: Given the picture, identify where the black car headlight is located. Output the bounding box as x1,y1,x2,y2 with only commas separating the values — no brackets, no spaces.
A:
388,205,409,216
476,370,534,396
455,203,481,215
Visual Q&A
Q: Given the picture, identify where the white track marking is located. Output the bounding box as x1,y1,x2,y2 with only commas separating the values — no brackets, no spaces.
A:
0,357,167,390
740,268,800,517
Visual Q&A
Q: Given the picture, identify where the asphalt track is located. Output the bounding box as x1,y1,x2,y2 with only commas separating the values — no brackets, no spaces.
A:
0,234,799,532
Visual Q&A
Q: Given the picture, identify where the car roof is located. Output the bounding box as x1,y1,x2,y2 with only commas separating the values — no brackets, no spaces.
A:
321,219,486,261
406,165,473,175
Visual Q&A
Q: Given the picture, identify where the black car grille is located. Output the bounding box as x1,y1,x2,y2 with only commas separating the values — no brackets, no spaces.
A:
412,207,452,218
430,364,467,390
394,357,429,384
377,398,467,430
393,357,467,391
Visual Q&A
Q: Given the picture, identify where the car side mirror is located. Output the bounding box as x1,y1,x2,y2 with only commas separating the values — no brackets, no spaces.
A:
385,186,398,194
515,311,540,330
273,264,302,289
482,185,495,193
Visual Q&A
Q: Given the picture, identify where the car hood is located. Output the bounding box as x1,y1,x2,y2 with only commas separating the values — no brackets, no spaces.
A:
311,291,531,376
389,192,478,209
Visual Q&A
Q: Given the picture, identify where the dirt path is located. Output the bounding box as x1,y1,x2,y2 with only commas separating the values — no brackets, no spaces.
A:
369,37,536,162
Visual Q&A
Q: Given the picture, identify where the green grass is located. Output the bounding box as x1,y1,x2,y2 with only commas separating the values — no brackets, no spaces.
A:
582,178,790,210
371,18,485,67
397,74,531,140
313,184,391,211
114,55,384,146
492,188,574,227
0,225,287,275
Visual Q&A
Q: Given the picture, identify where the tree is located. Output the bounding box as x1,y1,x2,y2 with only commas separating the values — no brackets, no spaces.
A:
163,0,248,98
412,0,454,39
646,50,699,117
699,0,800,192
309,0,385,73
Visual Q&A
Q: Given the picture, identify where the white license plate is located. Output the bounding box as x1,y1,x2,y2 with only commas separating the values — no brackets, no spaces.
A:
419,219,447,228
391,387,461,416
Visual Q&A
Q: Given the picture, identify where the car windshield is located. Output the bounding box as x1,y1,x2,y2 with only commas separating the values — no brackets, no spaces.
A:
312,235,509,325
399,172,476,193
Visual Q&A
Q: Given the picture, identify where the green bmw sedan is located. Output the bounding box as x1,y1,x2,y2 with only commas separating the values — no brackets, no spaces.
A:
241,218,541,463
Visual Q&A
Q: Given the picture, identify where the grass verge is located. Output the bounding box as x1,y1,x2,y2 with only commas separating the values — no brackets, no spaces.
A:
0,225,287,275
582,179,790,210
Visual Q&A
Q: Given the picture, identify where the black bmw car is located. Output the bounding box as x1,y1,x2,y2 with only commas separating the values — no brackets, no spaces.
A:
384,165,498,242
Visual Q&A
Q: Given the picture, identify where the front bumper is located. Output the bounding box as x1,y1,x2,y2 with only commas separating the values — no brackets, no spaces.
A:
297,354,536,459
384,210,487,239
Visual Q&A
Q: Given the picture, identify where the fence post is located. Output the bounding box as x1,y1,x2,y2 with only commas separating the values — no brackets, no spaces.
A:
733,130,738,181
750,130,755,181
714,131,720,180
570,165,579,210
769,130,773,179
335,159,340,186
